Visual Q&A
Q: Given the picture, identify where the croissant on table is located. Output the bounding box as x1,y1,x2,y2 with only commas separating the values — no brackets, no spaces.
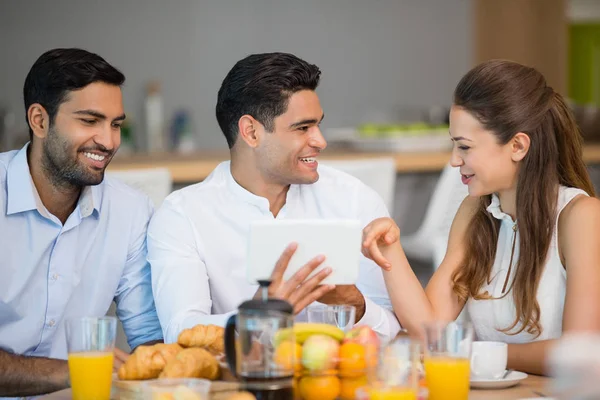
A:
159,347,220,380
117,343,183,380
178,324,225,355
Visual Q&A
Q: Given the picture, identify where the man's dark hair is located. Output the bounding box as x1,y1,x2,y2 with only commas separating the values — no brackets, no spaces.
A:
23,48,125,139
216,52,321,149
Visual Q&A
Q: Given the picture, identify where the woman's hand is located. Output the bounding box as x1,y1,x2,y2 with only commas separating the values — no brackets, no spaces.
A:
361,217,401,271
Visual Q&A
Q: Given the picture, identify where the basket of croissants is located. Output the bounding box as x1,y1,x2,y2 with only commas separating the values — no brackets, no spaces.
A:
114,324,241,399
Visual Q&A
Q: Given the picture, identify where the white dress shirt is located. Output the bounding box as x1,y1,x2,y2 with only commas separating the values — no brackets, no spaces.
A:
0,144,163,362
148,161,401,344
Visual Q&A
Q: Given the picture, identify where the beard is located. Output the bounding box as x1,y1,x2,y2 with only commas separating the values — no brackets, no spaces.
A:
41,126,113,189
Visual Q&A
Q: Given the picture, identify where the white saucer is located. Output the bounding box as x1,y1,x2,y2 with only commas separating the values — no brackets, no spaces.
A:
470,370,528,389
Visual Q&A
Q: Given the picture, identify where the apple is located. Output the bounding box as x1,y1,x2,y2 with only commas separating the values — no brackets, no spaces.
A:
301,334,340,371
343,326,380,369
344,326,380,348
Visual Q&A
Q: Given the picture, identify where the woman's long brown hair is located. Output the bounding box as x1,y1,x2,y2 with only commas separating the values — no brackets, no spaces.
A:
451,60,595,337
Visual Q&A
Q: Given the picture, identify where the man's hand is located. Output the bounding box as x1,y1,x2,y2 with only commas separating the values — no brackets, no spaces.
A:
362,217,401,271
254,242,335,314
113,348,129,372
318,285,366,321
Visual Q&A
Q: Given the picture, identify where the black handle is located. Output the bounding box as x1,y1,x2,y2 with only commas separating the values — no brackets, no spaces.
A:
224,314,238,377
257,280,271,302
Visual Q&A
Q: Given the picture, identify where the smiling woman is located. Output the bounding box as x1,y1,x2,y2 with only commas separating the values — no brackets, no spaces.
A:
361,59,600,377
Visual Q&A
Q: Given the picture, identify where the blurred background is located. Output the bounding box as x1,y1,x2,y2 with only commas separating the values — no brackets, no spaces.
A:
0,0,473,151
1,0,599,285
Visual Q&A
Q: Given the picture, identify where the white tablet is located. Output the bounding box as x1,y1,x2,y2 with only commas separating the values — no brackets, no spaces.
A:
246,219,362,285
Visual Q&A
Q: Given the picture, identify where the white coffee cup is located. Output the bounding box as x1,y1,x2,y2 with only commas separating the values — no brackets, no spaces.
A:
470,341,508,380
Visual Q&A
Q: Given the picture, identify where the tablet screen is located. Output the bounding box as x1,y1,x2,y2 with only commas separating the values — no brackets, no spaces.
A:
246,219,362,285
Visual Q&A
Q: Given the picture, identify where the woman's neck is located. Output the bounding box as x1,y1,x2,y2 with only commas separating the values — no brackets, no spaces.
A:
497,187,517,221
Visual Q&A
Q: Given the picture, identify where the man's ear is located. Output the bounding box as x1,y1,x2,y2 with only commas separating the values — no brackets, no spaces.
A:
237,115,261,148
511,132,531,162
27,103,50,139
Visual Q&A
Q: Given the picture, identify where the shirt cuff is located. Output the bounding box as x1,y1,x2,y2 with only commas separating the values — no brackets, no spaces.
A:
356,297,402,343
125,316,164,350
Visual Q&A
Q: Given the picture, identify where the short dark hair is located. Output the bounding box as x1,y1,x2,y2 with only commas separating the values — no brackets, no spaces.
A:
23,48,125,139
216,52,321,149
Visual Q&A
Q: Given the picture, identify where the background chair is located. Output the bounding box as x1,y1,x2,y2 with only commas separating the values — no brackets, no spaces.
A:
321,157,397,214
106,167,173,209
400,163,469,270
104,167,173,351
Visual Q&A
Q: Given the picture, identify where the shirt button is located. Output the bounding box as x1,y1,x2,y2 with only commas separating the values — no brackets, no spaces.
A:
47,319,56,327
51,273,58,281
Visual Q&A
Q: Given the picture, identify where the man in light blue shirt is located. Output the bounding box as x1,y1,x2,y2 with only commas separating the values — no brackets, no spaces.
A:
0,48,162,397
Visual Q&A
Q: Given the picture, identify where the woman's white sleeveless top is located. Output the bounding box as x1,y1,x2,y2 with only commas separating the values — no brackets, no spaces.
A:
466,186,588,343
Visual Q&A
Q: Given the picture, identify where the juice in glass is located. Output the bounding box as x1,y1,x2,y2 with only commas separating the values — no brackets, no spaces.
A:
68,351,114,400
66,317,117,400
368,387,417,400
424,356,470,400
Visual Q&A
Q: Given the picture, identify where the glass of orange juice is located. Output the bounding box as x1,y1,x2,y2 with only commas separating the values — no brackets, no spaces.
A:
66,316,117,400
423,321,473,400
355,337,420,400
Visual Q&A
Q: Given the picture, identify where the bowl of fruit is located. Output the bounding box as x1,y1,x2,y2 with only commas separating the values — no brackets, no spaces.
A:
273,323,380,400
141,378,211,400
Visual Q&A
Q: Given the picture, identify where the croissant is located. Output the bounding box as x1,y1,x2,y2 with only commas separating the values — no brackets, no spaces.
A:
177,324,225,354
159,347,220,380
117,343,183,380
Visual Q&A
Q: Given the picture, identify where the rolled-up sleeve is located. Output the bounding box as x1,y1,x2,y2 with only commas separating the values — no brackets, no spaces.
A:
147,195,231,344
114,198,163,350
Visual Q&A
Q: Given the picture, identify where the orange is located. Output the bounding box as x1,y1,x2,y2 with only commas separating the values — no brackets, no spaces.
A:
298,375,341,400
274,341,302,372
339,342,368,377
300,368,337,377
339,375,368,400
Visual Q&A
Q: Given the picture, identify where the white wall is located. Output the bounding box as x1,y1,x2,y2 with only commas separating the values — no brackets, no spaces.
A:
0,0,472,150
569,0,600,21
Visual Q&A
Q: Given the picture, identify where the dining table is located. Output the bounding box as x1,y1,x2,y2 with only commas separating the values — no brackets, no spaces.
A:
39,374,551,400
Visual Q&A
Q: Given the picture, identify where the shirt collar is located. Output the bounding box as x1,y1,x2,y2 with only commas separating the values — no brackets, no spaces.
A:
78,184,101,218
223,161,274,211
7,143,40,215
486,193,515,224
222,161,301,216
6,143,101,218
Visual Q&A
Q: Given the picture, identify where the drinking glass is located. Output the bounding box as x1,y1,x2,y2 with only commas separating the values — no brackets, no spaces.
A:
306,304,356,332
66,316,117,400
422,321,473,400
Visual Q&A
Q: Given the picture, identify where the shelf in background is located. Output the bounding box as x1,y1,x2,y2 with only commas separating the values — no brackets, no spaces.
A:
108,144,600,184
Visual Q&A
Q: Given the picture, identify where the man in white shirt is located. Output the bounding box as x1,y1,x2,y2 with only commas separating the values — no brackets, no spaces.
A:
148,52,401,343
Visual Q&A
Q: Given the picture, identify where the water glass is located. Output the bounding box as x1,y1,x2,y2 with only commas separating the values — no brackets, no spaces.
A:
306,304,356,332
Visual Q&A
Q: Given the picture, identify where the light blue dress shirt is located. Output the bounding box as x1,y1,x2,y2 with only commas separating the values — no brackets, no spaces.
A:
0,144,162,361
